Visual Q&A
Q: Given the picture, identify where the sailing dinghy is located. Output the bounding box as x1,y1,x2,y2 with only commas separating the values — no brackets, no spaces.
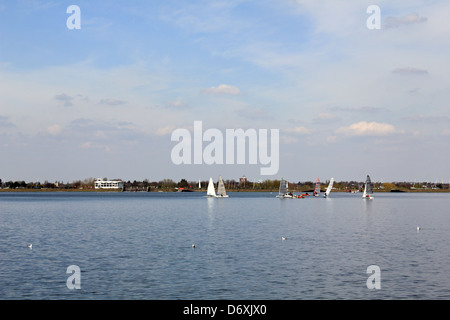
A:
276,179,293,198
362,175,374,200
323,177,334,198
313,178,321,197
216,176,229,198
206,177,216,198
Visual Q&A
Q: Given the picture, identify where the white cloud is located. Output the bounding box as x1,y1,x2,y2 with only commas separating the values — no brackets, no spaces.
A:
385,13,427,28
313,113,338,122
336,121,396,137
202,84,241,95
94,130,107,139
156,125,176,136
47,124,62,136
165,99,189,109
80,141,111,152
285,126,310,135
281,136,299,144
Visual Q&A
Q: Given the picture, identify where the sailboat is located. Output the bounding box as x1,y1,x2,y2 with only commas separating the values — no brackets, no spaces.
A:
216,176,229,198
313,178,321,197
206,177,216,198
362,175,374,200
276,178,293,198
323,177,334,198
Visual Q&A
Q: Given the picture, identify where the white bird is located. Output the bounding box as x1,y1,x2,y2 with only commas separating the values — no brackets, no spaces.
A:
281,237,287,241
192,244,196,248
27,244,32,249
417,226,421,231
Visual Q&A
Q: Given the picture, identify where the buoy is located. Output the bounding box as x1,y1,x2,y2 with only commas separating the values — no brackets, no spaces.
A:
417,226,421,231
192,244,196,248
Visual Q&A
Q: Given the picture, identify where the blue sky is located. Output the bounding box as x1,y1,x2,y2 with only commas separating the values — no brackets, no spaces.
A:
1,0,450,183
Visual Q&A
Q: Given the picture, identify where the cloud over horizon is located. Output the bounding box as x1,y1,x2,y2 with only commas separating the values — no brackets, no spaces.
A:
385,13,428,28
336,121,397,137
54,93,74,107
202,84,241,96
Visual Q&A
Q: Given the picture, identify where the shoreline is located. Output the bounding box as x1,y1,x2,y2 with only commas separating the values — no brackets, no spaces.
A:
1,188,449,193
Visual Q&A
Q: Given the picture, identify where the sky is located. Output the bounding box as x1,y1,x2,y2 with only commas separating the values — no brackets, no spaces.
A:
1,0,449,184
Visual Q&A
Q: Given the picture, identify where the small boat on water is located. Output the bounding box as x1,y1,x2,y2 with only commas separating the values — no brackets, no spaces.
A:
362,175,374,200
313,178,321,197
276,179,294,198
206,177,216,198
205,176,229,198
216,176,229,198
323,177,334,198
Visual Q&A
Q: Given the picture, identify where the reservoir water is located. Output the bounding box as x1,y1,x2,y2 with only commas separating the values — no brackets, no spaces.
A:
1,191,449,300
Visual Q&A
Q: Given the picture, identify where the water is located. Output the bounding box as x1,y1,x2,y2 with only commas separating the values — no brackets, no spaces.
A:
1,191,449,300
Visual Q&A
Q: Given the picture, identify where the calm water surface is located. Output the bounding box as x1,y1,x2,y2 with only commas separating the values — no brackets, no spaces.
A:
1,191,449,299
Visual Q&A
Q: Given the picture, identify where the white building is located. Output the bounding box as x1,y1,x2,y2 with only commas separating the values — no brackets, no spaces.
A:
94,178,124,189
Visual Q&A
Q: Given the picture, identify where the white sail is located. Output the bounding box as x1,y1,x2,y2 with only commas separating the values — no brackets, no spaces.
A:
276,179,292,198
362,175,373,199
277,179,286,198
217,176,229,198
324,177,334,197
206,177,216,197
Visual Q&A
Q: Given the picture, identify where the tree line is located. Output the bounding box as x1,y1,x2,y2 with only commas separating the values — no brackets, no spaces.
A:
1,177,447,191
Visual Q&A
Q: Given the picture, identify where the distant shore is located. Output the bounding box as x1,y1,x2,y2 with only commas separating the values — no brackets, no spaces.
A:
1,188,449,193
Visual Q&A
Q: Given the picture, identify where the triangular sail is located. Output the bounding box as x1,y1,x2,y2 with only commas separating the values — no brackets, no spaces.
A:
276,178,294,198
362,175,373,199
325,177,334,196
314,178,321,196
365,175,373,194
217,176,227,197
278,179,287,196
207,177,216,197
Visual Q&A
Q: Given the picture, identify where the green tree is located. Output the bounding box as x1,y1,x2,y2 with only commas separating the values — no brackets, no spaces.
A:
178,179,189,188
